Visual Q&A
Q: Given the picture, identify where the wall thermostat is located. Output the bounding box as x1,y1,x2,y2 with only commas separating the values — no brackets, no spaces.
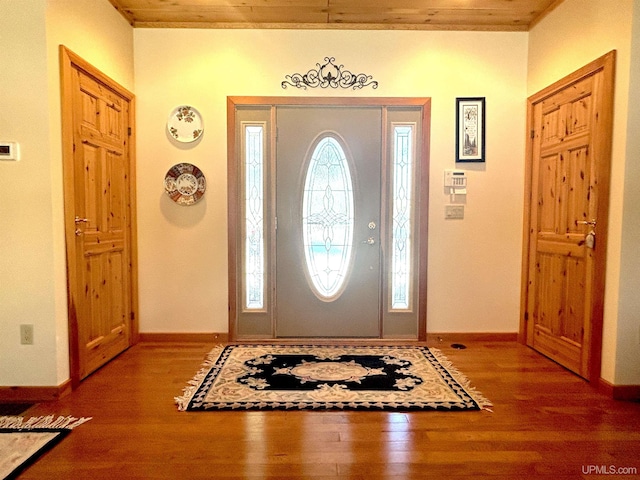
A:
0,142,19,161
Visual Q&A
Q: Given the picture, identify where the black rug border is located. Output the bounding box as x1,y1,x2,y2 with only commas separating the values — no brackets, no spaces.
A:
183,344,486,412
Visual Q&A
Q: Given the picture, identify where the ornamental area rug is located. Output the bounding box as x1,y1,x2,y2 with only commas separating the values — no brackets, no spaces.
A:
175,344,491,411
0,415,91,480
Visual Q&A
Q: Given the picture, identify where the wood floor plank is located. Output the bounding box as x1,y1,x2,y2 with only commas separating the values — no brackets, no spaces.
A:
15,341,640,479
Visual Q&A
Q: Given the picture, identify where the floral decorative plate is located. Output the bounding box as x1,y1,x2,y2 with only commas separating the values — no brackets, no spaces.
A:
167,105,203,142
164,163,206,206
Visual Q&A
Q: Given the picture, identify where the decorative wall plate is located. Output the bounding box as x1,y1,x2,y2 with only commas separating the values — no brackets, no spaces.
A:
164,163,206,206
167,105,203,142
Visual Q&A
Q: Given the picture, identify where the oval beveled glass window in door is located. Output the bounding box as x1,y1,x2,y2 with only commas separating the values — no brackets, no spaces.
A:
302,135,354,300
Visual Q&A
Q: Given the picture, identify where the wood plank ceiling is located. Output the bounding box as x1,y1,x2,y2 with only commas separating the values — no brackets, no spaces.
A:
107,0,565,31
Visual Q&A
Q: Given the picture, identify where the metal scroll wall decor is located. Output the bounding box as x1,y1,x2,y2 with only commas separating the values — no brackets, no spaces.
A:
282,57,378,90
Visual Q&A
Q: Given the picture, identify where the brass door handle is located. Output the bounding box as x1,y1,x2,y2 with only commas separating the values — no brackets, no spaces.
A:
74,216,89,236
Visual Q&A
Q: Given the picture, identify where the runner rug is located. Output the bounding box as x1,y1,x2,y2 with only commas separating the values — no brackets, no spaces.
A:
175,344,491,411
0,415,91,480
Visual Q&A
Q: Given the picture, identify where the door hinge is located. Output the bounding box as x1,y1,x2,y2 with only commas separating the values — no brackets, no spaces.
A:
530,129,535,139
275,216,278,230
128,127,132,136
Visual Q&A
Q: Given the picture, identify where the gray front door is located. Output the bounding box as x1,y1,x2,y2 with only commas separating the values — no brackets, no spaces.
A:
275,106,382,337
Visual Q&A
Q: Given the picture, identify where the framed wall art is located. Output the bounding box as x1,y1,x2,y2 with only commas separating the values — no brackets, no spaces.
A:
456,97,485,163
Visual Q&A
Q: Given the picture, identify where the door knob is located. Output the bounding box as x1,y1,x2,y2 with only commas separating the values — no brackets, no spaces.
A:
362,237,376,245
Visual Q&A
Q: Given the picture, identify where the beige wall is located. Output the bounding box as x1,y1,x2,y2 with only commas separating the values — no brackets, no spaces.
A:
134,29,528,335
0,0,133,386
528,0,639,385
616,1,640,385
0,1,56,386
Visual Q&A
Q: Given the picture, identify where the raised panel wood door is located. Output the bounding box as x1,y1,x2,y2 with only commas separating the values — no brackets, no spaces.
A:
61,47,138,383
523,52,615,380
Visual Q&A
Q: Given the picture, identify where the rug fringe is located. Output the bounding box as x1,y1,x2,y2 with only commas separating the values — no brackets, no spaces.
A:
175,344,227,411
0,415,92,430
428,347,494,411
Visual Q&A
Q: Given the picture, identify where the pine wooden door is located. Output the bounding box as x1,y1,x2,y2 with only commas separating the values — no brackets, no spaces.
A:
522,52,615,380
61,47,138,384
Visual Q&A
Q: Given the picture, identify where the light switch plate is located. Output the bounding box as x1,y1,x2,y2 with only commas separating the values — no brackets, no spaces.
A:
445,205,464,219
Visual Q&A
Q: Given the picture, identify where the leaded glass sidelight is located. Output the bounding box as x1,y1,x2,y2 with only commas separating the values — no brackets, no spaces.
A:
244,124,265,309
302,136,354,300
391,125,414,310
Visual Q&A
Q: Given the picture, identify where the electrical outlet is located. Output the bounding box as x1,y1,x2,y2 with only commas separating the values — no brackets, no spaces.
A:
20,324,34,345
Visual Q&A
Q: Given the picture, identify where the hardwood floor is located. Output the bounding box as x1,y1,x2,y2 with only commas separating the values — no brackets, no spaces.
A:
17,341,640,479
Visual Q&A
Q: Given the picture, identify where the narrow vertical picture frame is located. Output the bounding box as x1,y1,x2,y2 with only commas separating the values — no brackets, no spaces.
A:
456,97,485,163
